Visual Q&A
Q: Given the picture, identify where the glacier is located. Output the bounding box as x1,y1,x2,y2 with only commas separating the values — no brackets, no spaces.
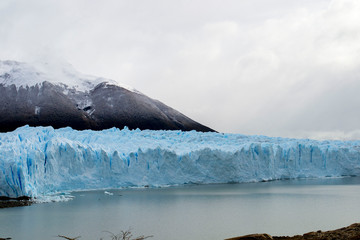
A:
1,126,360,198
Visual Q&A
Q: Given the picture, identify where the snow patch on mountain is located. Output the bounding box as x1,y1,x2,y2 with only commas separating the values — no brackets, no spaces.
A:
0,60,137,93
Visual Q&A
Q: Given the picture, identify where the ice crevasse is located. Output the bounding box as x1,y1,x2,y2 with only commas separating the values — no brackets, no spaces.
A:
1,125,360,198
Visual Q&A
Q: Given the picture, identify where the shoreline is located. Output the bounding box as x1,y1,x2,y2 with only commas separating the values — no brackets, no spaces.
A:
0,223,359,239
0,196,32,209
226,223,360,240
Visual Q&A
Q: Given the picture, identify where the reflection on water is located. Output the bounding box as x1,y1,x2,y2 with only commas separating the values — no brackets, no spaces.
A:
1,177,360,240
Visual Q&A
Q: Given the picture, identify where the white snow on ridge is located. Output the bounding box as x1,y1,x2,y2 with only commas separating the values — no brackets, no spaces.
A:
0,60,137,93
0,60,48,88
1,126,360,199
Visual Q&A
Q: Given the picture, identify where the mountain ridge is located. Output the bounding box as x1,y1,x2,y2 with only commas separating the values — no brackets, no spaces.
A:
0,60,214,132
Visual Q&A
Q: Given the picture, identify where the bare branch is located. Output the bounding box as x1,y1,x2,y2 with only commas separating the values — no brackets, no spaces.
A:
133,235,154,240
57,235,81,240
102,229,153,240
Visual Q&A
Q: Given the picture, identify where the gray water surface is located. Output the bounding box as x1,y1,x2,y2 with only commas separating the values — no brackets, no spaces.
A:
1,177,360,240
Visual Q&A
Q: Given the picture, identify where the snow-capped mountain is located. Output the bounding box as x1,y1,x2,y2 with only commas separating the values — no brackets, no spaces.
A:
0,60,213,132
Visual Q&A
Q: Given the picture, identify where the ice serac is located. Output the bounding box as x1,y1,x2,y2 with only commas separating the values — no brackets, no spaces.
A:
1,126,360,198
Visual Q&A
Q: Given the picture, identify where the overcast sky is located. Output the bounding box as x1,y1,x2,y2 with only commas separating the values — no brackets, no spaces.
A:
1,0,360,139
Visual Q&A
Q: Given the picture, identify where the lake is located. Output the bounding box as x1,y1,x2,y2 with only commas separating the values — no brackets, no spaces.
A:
1,177,360,240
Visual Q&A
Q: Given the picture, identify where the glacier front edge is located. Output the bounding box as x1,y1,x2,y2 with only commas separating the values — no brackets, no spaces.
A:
1,126,360,198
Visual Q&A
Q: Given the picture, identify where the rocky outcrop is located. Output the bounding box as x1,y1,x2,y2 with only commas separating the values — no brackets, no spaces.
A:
226,233,273,240
226,223,360,240
0,196,32,208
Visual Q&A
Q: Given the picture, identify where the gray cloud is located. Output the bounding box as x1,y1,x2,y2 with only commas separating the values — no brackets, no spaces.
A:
1,0,359,139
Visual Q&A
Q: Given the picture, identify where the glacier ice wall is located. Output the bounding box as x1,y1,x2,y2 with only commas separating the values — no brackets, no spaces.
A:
1,126,360,198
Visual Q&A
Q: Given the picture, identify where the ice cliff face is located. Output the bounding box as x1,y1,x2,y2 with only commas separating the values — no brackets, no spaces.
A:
1,126,360,198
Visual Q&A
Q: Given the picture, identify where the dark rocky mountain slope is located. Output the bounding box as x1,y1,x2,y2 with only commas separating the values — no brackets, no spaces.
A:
0,60,214,132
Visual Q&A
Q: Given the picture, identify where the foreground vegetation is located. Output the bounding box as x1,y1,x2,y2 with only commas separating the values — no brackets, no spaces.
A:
57,229,153,240
0,229,152,240
2,223,360,239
